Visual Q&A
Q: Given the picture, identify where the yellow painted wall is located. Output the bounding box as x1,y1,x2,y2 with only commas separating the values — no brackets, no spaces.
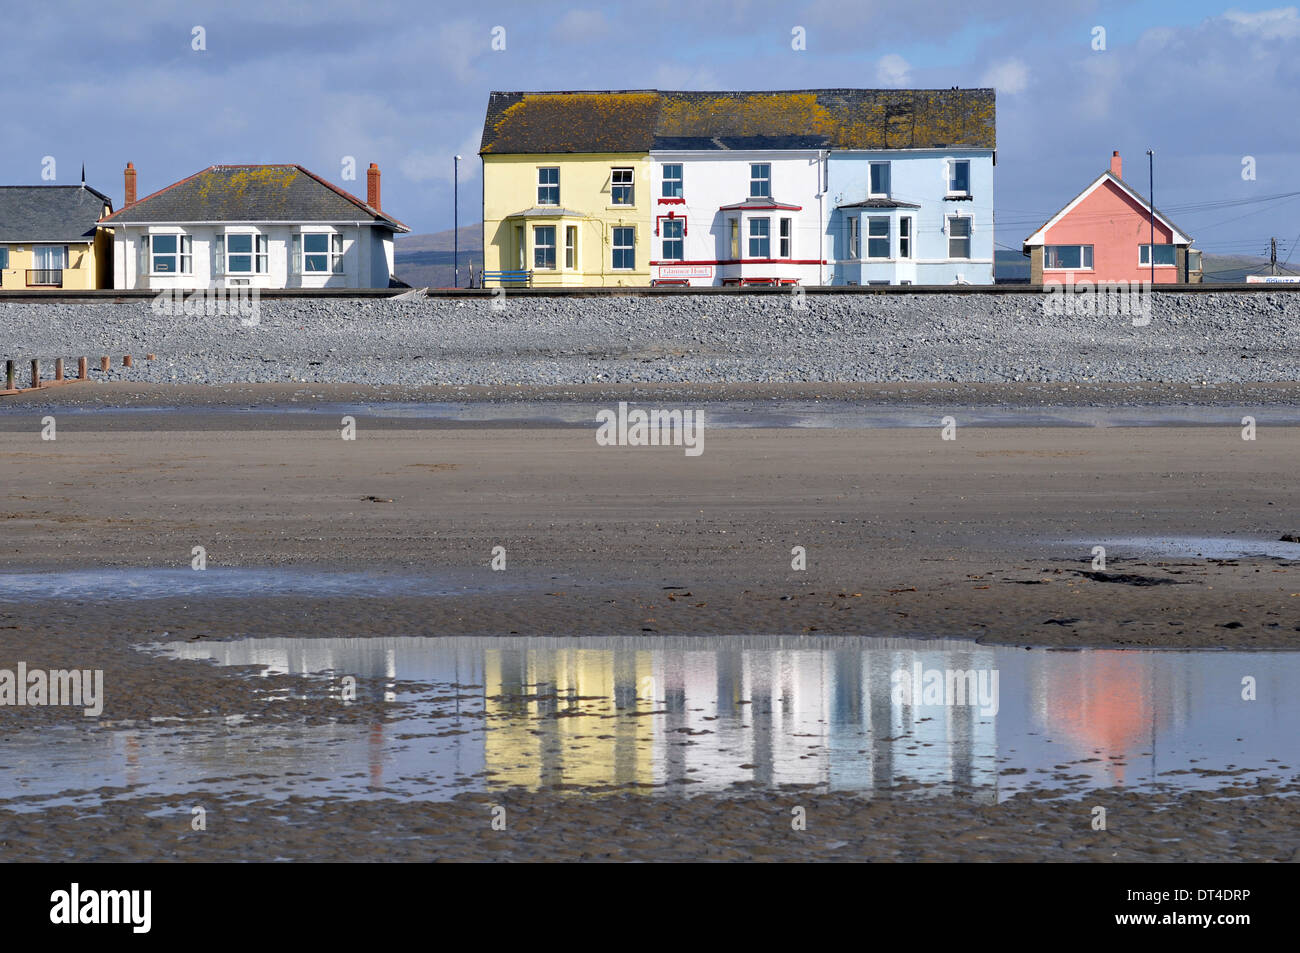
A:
482,153,650,287
0,241,103,290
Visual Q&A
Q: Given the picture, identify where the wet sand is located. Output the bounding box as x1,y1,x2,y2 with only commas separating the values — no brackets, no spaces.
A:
2,390,1298,860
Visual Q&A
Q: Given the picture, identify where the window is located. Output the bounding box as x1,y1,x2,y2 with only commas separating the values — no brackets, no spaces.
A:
514,225,525,269
298,233,344,273
662,164,683,198
1044,245,1094,269
899,217,912,259
533,225,556,270
779,218,792,258
565,225,577,269
226,233,268,274
729,218,739,258
750,163,771,199
611,167,634,205
537,167,560,205
0,247,8,269
848,217,860,259
149,235,191,274
947,216,971,258
748,218,770,257
662,219,684,260
948,159,971,195
869,162,890,197
1140,244,1176,266
612,226,635,270
867,217,890,258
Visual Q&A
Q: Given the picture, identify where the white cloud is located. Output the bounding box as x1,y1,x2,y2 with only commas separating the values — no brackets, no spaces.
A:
1223,6,1300,39
980,58,1029,94
875,54,912,87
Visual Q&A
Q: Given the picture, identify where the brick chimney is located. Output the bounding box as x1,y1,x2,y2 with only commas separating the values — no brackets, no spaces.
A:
1110,150,1122,178
124,162,137,207
367,162,381,211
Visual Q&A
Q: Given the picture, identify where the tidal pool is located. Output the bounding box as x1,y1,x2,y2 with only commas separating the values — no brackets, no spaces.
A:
0,635,1294,811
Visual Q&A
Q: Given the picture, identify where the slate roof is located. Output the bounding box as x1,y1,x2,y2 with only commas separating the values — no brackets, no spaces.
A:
718,197,803,211
99,165,408,231
480,89,996,155
0,185,113,243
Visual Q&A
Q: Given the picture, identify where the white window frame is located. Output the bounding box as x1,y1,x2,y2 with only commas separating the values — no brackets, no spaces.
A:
537,167,560,206
848,217,860,259
661,218,684,261
947,159,972,196
533,225,557,270
749,163,771,199
729,218,739,259
1139,244,1177,267
565,225,578,270
748,217,771,258
662,163,683,198
779,217,792,258
611,167,635,206
947,215,972,259
867,216,890,259
297,231,345,275
869,161,891,198
611,226,635,270
899,217,913,259
147,234,192,276
1044,244,1095,270
225,232,268,275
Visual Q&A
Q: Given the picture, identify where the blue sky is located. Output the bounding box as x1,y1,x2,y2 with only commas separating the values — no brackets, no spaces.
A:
4,1,1299,260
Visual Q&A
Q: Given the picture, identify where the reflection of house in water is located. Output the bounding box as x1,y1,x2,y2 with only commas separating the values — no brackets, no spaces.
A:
1030,649,1187,787
483,647,657,789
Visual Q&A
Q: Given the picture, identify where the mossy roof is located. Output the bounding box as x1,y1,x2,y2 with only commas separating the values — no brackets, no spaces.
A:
480,89,995,154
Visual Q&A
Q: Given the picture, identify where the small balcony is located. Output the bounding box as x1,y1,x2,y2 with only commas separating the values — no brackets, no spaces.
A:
26,269,63,288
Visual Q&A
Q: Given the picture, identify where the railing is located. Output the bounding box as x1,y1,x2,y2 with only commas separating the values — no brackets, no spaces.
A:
26,269,63,288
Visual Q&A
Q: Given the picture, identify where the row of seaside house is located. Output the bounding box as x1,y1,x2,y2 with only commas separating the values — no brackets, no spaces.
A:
0,88,1201,291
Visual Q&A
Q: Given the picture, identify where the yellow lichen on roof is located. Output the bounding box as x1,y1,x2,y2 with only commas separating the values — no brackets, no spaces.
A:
196,167,299,203
657,93,836,138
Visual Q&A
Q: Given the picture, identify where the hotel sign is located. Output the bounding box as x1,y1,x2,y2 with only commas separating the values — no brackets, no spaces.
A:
658,265,713,279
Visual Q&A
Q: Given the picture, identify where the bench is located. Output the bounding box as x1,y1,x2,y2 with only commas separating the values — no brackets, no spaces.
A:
482,269,533,288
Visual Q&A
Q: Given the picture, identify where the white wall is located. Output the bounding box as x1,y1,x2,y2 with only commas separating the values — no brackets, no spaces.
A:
112,223,394,290
649,151,825,286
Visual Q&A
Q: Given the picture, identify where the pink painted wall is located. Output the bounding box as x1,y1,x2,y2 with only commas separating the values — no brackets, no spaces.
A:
1043,178,1178,284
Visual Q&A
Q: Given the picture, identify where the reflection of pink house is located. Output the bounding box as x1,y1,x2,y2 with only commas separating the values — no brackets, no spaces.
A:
1023,151,1201,285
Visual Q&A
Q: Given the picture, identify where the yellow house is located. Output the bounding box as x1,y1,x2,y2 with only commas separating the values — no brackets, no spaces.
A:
480,92,655,287
0,184,113,289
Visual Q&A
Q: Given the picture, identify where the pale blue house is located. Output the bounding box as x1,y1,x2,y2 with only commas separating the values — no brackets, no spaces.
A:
826,99,995,286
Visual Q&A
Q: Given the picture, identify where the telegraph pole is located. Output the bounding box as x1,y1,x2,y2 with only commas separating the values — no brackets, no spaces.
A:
454,155,462,289
1146,150,1155,285
1271,237,1278,275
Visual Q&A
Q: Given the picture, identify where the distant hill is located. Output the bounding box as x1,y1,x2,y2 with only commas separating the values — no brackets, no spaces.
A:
394,225,483,288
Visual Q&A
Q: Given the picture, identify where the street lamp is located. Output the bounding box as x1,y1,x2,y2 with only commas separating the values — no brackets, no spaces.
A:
454,154,462,289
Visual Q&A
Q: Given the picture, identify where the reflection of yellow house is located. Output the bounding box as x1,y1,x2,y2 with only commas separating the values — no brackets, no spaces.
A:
480,92,654,287
0,184,113,289
484,648,656,789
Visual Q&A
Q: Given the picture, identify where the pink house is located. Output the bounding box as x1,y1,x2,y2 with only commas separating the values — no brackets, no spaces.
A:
1023,151,1201,285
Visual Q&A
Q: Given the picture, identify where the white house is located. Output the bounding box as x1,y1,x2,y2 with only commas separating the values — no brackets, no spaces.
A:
100,162,408,290
649,147,826,287
645,89,996,286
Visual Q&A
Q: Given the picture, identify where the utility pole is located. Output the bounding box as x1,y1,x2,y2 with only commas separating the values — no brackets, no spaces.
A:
454,155,462,289
1270,237,1278,275
1146,150,1155,285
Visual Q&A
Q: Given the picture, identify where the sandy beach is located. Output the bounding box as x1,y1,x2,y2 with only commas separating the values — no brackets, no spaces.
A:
1,384,1298,861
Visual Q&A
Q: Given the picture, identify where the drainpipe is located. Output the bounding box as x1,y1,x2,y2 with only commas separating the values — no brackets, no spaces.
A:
818,149,828,286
